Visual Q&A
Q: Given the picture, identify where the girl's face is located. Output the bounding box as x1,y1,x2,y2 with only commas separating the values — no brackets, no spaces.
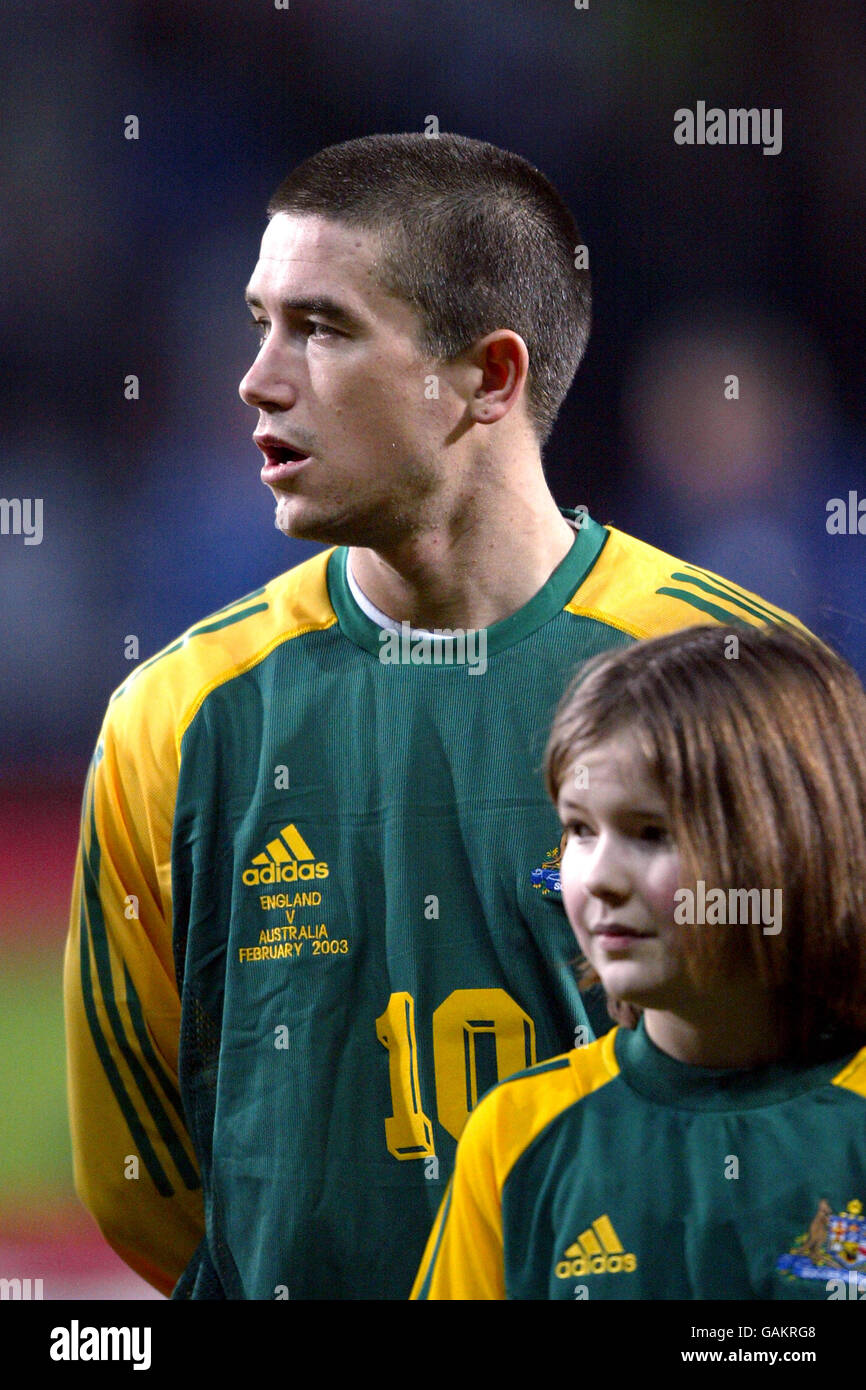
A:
557,734,693,1013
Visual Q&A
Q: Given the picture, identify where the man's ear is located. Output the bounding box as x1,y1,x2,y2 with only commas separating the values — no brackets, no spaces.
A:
465,329,530,426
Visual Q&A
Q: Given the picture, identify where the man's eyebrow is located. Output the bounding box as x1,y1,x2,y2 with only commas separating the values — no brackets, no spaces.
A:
243,290,364,330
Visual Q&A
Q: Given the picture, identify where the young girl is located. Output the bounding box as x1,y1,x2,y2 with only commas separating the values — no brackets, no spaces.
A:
411,624,866,1300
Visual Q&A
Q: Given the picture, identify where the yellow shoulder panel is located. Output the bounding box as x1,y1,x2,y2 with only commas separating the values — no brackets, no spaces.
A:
832,1047,866,1100
410,1036,620,1299
108,546,337,759
567,527,809,640
568,1026,621,1099
483,1033,620,1191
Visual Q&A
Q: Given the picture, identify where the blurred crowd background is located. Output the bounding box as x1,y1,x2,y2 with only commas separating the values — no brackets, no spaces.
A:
1,0,864,1297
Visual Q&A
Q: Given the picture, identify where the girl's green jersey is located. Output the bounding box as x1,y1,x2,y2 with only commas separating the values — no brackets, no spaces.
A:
413,1022,866,1301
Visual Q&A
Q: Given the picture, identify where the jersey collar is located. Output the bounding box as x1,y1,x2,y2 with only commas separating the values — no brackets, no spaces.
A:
615,1017,855,1112
326,511,608,659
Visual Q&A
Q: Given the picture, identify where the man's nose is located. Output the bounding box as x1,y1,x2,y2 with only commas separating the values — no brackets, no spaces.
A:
239,338,298,411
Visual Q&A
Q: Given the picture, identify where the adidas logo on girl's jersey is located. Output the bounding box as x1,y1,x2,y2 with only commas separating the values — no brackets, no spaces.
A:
554,1215,637,1278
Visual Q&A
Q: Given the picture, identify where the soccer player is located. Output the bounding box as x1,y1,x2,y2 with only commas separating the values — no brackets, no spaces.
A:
65,133,808,1301
412,625,866,1300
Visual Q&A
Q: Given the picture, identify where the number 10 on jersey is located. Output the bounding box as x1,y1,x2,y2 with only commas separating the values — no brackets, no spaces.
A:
375,988,537,1159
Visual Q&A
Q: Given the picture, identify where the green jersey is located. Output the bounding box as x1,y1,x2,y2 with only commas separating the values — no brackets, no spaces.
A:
64,517,806,1299
413,1022,866,1300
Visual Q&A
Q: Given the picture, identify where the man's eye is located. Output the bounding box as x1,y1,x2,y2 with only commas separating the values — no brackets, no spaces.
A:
248,318,339,346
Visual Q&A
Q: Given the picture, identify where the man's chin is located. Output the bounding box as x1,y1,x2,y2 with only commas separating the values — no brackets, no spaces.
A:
272,495,372,549
273,495,328,542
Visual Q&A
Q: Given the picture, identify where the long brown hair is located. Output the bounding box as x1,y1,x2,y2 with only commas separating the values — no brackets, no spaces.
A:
545,625,866,1061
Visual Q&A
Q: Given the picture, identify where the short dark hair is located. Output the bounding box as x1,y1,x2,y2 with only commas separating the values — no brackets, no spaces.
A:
267,133,591,445
545,624,866,1062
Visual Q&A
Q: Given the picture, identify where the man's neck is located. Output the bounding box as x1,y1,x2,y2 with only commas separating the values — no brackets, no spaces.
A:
348,487,576,631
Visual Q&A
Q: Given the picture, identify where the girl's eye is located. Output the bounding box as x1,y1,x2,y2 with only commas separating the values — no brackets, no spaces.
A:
250,320,270,346
639,824,670,845
563,822,594,841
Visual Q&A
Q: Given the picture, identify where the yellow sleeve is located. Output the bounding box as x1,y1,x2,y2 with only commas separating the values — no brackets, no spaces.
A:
64,693,204,1296
411,1097,507,1300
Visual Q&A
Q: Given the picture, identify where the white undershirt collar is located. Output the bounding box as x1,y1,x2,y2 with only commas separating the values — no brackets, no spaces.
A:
344,520,581,637
345,552,440,638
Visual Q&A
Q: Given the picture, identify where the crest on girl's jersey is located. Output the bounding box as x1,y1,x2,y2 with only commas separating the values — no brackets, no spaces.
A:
777,1198,866,1282
530,845,561,896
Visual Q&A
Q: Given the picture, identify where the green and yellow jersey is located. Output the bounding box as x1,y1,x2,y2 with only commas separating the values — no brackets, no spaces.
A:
412,1022,866,1301
64,515,807,1300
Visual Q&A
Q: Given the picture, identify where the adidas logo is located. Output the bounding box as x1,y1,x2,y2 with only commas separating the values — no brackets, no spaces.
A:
242,824,329,885
554,1215,637,1277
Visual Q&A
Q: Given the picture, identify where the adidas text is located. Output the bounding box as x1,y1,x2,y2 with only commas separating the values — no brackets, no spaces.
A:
243,861,328,885
556,1252,637,1278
